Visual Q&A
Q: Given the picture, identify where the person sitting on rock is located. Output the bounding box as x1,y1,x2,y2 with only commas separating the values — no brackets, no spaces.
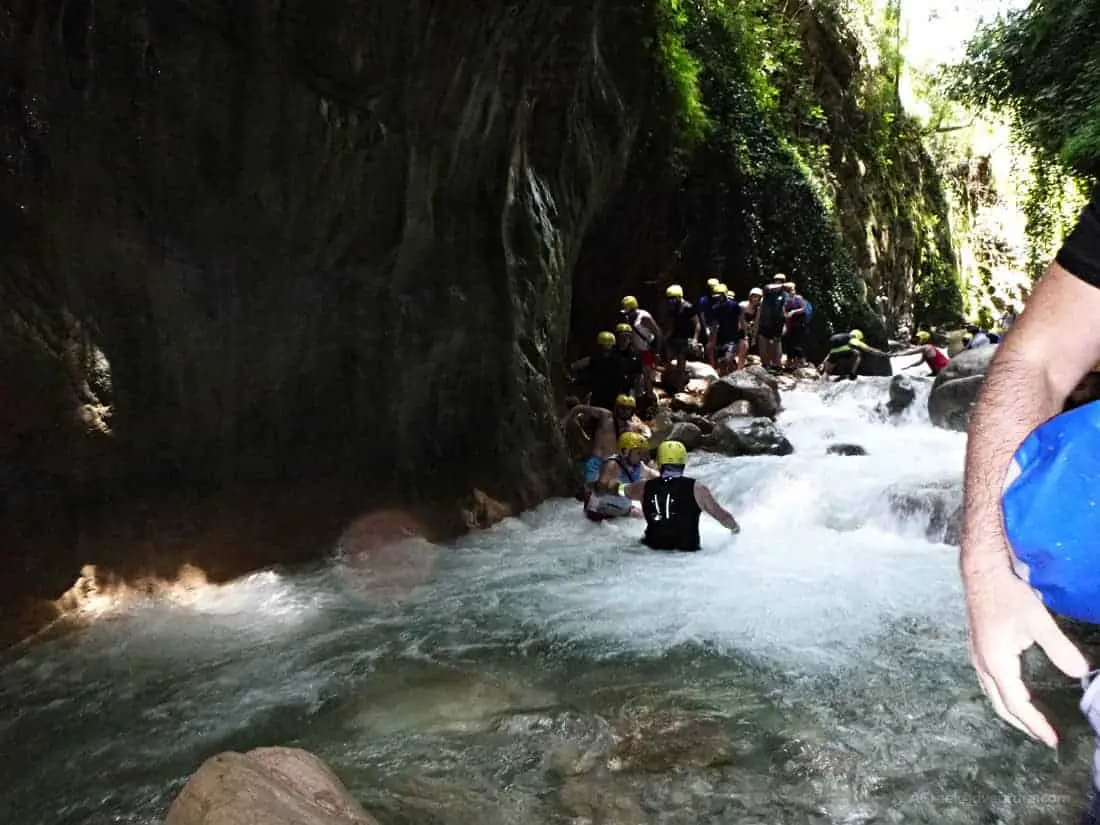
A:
621,295,662,387
563,394,648,490
584,431,658,521
711,284,745,375
619,440,740,551
894,330,950,377
658,284,701,378
819,329,886,381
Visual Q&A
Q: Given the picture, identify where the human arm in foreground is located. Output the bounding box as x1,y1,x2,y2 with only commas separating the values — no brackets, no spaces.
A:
961,259,1100,747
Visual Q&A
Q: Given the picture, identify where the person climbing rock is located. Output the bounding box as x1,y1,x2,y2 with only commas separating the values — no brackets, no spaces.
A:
781,281,809,370
564,394,647,490
959,184,1100,824
819,329,885,381
584,431,658,521
569,331,633,411
757,279,788,370
711,285,745,374
659,284,701,375
620,440,740,551
621,295,661,387
701,281,727,369
895,331,949,376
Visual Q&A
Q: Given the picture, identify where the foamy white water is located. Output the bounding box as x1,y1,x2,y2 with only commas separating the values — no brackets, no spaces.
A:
0,377,1092,825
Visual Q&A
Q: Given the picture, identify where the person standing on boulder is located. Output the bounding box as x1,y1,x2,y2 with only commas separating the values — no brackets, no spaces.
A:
781,281,809,371
621,295,662,387
659,284,701,376
958,186,1100,825
620,441,740,551
711,285,745,374
740,287,763,357
757,279,788,371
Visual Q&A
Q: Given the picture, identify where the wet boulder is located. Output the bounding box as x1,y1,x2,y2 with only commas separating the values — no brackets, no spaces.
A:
826,443,867,456
887,374,917,413
609,710,735,773
857,351,893,377
664,422,703,451
928,345,998,432
671,393,705,414
885,481,962,545
701,371,781,419
164,747,379,825
710,401,754,424
702,418,793,457
685,361,719,381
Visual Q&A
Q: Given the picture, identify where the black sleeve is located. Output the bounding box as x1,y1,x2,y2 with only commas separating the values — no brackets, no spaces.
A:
1056,184,1100,287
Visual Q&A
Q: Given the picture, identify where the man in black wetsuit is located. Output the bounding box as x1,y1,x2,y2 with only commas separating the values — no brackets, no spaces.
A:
621,440,740,551
659,284,701,374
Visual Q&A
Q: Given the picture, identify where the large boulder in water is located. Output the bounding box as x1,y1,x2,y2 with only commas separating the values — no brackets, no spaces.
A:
858,351,893,377
702,371,781,419
702,418,793,457
887,374,917,413
165,747,379,825
927,345,998,431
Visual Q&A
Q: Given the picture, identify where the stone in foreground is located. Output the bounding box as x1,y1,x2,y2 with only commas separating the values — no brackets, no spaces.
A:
164,747,378,825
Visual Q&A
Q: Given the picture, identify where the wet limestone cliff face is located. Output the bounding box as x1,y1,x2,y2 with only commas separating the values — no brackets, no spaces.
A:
1,4,657,514
0,0,659,633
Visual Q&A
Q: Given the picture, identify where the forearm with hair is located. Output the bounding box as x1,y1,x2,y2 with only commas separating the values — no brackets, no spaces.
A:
960,351,1062,578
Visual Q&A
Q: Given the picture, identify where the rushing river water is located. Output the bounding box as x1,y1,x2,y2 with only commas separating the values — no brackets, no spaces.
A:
1,377,1094,825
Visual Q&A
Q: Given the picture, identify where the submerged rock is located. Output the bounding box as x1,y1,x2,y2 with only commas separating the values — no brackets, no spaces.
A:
165,747,378,825
701,371,781,419
826,443,867,456
927,345,998,432
887,374,917,413
610,710,735,772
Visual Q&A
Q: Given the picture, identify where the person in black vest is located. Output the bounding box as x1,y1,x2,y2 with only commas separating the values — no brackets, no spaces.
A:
620,440,740,551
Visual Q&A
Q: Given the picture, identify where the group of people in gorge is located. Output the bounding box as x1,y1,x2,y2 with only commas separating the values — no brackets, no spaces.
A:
560,271,1009,551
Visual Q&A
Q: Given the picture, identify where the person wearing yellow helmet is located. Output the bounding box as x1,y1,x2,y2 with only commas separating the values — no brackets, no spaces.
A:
658,283,701,374
739,287,764,354
620,295,662,386
820,328,887,381
618,440,740,550
568,331,644,412
562,393,650,491
699,280,728,369
892,330,950,376
584,431,659,521
709,284,747,374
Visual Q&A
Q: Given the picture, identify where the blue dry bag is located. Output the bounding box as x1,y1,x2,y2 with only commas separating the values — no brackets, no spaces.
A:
1003,399,1100,622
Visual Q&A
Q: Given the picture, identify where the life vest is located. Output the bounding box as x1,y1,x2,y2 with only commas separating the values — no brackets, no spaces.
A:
925,346,949,372
828,332,853,353
606,453,642,484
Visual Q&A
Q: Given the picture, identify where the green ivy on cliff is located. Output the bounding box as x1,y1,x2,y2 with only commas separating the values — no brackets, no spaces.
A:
947,0,1097,273
641,0,966,340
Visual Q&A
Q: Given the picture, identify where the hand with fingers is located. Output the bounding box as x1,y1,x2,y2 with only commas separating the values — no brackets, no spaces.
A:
965,564,1090,748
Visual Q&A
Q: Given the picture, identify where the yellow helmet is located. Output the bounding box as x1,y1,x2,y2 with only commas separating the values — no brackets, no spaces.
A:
618,431,648,452
614,322,633,334
706,278,720,288
916,330,931,343
710,281,725,294
597,331,615,348
614,394,636,409
621,295,639,311
656,440,688,467
665,284,684,299
714,283,728,294
850,329,864,340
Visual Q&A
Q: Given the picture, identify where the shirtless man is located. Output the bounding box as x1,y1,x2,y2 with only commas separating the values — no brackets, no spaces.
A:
562,394,649,490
